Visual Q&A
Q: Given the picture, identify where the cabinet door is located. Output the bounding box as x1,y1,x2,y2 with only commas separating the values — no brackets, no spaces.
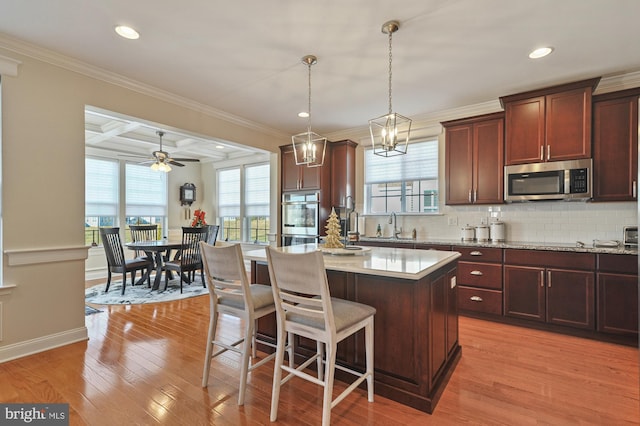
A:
445,124,473,204
504,265,545,322
330,141,356,207
281,149,300,191
593,95,638,201
430,270,448,383
474,118,504,204
597,272,639,335
300,162,321,190
546,268,594,330
505,96,545,165
545,87,592,161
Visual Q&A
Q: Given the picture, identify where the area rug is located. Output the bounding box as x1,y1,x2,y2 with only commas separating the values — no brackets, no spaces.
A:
85,276,208,305
85,305,102,315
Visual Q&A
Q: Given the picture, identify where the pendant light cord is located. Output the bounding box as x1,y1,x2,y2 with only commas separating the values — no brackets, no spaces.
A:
307,61,312,132
388,29,393,115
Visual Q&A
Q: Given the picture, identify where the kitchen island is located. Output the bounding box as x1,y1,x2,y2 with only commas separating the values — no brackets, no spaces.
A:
244,244,461,414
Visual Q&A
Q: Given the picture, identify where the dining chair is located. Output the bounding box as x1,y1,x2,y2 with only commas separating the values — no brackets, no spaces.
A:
130,224,158,282
265,247,376,426
206,225,220,246
163,226,208,293
130,224,158,258
199,242,292,405
100,227,153,295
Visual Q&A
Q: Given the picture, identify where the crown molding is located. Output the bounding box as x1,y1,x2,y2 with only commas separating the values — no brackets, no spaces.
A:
0,33,288,140
0,53,21,76
593,69,640,94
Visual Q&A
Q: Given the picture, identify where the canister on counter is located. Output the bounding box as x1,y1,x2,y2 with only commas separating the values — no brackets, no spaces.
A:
490,220,505,242
461,225,475,241
476,225,489,242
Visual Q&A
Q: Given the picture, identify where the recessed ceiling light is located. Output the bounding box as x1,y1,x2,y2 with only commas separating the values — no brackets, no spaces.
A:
115,25,140,40
529,47,553,59
216,145,224,149
298,111,309,118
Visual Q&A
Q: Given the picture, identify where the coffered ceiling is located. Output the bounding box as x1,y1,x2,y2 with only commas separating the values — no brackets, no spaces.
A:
1,1,639,160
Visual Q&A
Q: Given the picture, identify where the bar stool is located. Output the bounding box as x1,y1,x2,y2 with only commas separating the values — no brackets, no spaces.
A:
199,242,291,405
266,247,376,426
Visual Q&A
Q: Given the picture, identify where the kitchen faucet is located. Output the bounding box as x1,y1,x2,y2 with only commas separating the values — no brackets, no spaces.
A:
344,196,355,245
388,212,402,239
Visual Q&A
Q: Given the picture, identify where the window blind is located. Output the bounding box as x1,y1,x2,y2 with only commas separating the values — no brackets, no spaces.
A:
244,163,270,216
86,157,119,216
218,168,241,217
125,163,167,216
364,139,438,184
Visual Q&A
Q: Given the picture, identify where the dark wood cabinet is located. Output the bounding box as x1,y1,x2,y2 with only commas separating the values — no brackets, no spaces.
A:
443,112,504,205
453,246,503,316
280,145,323,191
501,78,599,165
504,249,595,330
597,254,638,337
330,140,357,208
592,89,640,201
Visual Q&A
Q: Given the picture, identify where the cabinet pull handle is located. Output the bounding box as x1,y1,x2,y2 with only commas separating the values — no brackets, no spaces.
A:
468,189,472,203
547,270,552,288
546,145,550,161
474,190,477,203
470,296,483,302
470,270,483,276
540,270,544,287
540,146,544,161
633,180,637,198
470,251,483,256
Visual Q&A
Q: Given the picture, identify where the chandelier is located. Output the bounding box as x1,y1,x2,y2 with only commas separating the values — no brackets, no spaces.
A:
369,20,411,157
291,55,327,167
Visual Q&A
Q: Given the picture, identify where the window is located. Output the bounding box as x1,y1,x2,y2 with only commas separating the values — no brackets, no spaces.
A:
85,157,119,246
218,163,270,243
364,139,439,214
85,159,167,245
245,163,270,243
218,168,241,241
125,163,167,238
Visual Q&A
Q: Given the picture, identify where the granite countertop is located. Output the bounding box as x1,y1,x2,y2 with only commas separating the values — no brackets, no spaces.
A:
357,236,638,255
244,243,461,280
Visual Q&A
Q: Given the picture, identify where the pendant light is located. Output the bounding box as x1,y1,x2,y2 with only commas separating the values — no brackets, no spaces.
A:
369,20,411,157
291,55,327,167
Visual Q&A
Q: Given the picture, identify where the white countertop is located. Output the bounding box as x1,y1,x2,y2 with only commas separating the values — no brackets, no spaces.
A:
244,243,461,280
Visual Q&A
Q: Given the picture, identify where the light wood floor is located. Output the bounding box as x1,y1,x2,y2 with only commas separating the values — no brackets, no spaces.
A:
1,289,638,425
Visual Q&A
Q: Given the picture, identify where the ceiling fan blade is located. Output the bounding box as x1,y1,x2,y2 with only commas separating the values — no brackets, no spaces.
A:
168,160,185,167
171,158,200,162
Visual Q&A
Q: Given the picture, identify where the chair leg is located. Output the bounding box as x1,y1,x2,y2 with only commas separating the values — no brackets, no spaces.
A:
270,324,286,422
179,270,184,293
317,340,325,381
121,273,128,295
287,332,295,368
104,270,112,292
321,343,337,426
365,319,375,402
238,318,254,405
200,268,205,288
202,302,219,387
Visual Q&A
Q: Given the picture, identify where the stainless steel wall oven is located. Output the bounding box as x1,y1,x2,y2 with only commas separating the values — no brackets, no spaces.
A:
281,192,320,246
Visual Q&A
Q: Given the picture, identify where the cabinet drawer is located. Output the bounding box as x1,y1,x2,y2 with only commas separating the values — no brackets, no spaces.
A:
457,262,502,289
597,253,638,274
458,286,503,315
453,246,502,263
504,249,595,270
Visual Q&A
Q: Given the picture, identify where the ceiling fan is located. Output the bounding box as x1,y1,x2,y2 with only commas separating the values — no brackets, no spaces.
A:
137,130,200,172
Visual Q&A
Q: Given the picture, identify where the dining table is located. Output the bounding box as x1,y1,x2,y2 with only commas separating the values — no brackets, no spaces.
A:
126,239,184,290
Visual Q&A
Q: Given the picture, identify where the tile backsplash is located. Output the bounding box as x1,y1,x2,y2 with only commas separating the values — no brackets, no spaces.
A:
361,201,637,244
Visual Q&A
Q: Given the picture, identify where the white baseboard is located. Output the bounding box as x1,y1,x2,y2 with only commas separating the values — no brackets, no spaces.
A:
0,327,88,363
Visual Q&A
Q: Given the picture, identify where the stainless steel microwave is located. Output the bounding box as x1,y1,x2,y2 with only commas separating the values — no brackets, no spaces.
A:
504,159,592,202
